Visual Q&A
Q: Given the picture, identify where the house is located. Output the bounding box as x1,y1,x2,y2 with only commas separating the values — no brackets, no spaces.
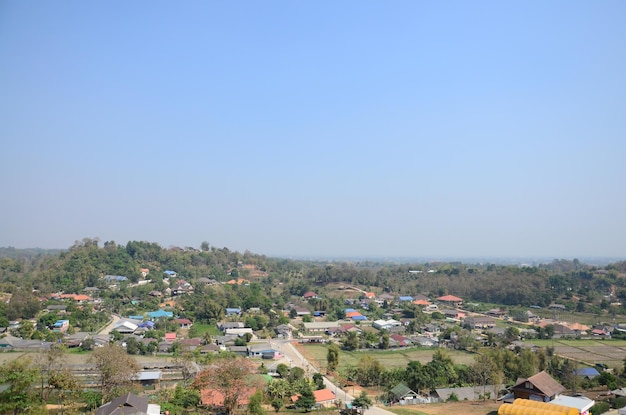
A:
219,321,244,331
172,280,194,296
227,345,249,356
46,304,67,313
275,324,293,338
200,343,220,354
133,371,162,389
364,292,376,299
225,328,254,337
197,277,219,285
113,319,140,334
304,321,340,333
389,383,425,404
398,296,414,302
389,334,411,347
104,275,128,283
510,371,565,402
248,343,282,359
312,389,337,408
179,338,202,352
164,270,177,278
291,389,337,408
465,316,496,329
225,308,242,316
140,268,149,277
486,308,507,317
96,393,160,415
372,319,402,330
437,295,463,307
147,309,173,319
177,318,193,329
413,299,431,307
200,387,256,409
52,319,70,333
65,332,89,348
379,293,395,301
434,384,505,402
303,291,319,300
165,332,176,341
442,309,466,320
292,306,311,317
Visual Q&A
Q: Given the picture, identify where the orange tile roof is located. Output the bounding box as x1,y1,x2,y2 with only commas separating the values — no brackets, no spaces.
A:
365,292,376,299
346,311,362,318
413,299,431,306
437,295,463,302
201,388,255,407
313,389,336,403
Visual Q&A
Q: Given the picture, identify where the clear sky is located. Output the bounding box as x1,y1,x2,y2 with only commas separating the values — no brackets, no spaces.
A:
1,1,625,259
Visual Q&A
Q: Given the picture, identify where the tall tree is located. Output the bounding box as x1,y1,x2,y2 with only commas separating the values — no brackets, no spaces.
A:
294,383,316,413
471,354,499,400
89,344,140,402
48,368,79,415
192,357,257,415
327,343,340,372
0,357,40,415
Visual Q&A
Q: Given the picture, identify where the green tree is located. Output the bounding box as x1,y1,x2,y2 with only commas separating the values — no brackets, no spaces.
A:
343,331,359,351
351,391,372,415
327,343,340,372
312,373,325,390
0,358,40,415
379,332,390,350
295,383,316,412
248,390,264,415
48,369,79,415
271,399,283,413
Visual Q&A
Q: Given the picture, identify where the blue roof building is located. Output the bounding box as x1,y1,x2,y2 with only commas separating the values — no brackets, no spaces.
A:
398,296,414,302
351,315,367,321
147,309,173,319
225,308,242,315
129,315,144,320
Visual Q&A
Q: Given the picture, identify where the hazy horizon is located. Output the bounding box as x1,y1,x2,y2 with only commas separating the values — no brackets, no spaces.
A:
1,2,625,259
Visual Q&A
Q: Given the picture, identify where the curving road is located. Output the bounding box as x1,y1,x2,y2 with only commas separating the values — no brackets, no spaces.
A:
271,339,396,415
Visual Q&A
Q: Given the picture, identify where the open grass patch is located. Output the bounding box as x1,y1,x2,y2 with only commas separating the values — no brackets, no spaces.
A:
300,344,477,372
191,322,221,336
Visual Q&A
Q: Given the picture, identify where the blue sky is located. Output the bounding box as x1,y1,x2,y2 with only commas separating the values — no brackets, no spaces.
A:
1,1,625,259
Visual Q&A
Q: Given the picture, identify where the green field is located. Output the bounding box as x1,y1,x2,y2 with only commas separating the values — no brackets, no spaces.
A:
299,343,478,372
190,322,221,336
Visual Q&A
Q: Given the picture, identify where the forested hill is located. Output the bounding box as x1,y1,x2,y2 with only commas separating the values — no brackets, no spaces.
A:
1,238,626,312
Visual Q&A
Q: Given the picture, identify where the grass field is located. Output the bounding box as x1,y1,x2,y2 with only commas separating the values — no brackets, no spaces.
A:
190,322,221,336
526,339,626,369
298,343,478,372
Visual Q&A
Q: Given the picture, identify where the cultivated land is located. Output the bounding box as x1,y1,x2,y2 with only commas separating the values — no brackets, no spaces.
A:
527,339,626,370
298,343,478,371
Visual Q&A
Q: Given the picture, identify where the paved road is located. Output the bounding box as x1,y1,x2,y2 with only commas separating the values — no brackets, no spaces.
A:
271,339,396,415
98,313,120,335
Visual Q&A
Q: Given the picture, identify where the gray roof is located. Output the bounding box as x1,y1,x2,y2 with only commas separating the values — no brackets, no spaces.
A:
390,383,417,399
436,385,505,401
96,393,149,415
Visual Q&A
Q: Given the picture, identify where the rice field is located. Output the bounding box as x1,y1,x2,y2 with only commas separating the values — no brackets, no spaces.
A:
298,343,478,372
527,339,626,369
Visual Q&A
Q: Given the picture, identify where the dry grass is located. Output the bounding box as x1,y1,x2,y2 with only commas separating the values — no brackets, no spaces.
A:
386,401,500,415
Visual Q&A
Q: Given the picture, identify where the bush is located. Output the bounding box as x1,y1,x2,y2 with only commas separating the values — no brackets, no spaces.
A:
591,401,610,415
